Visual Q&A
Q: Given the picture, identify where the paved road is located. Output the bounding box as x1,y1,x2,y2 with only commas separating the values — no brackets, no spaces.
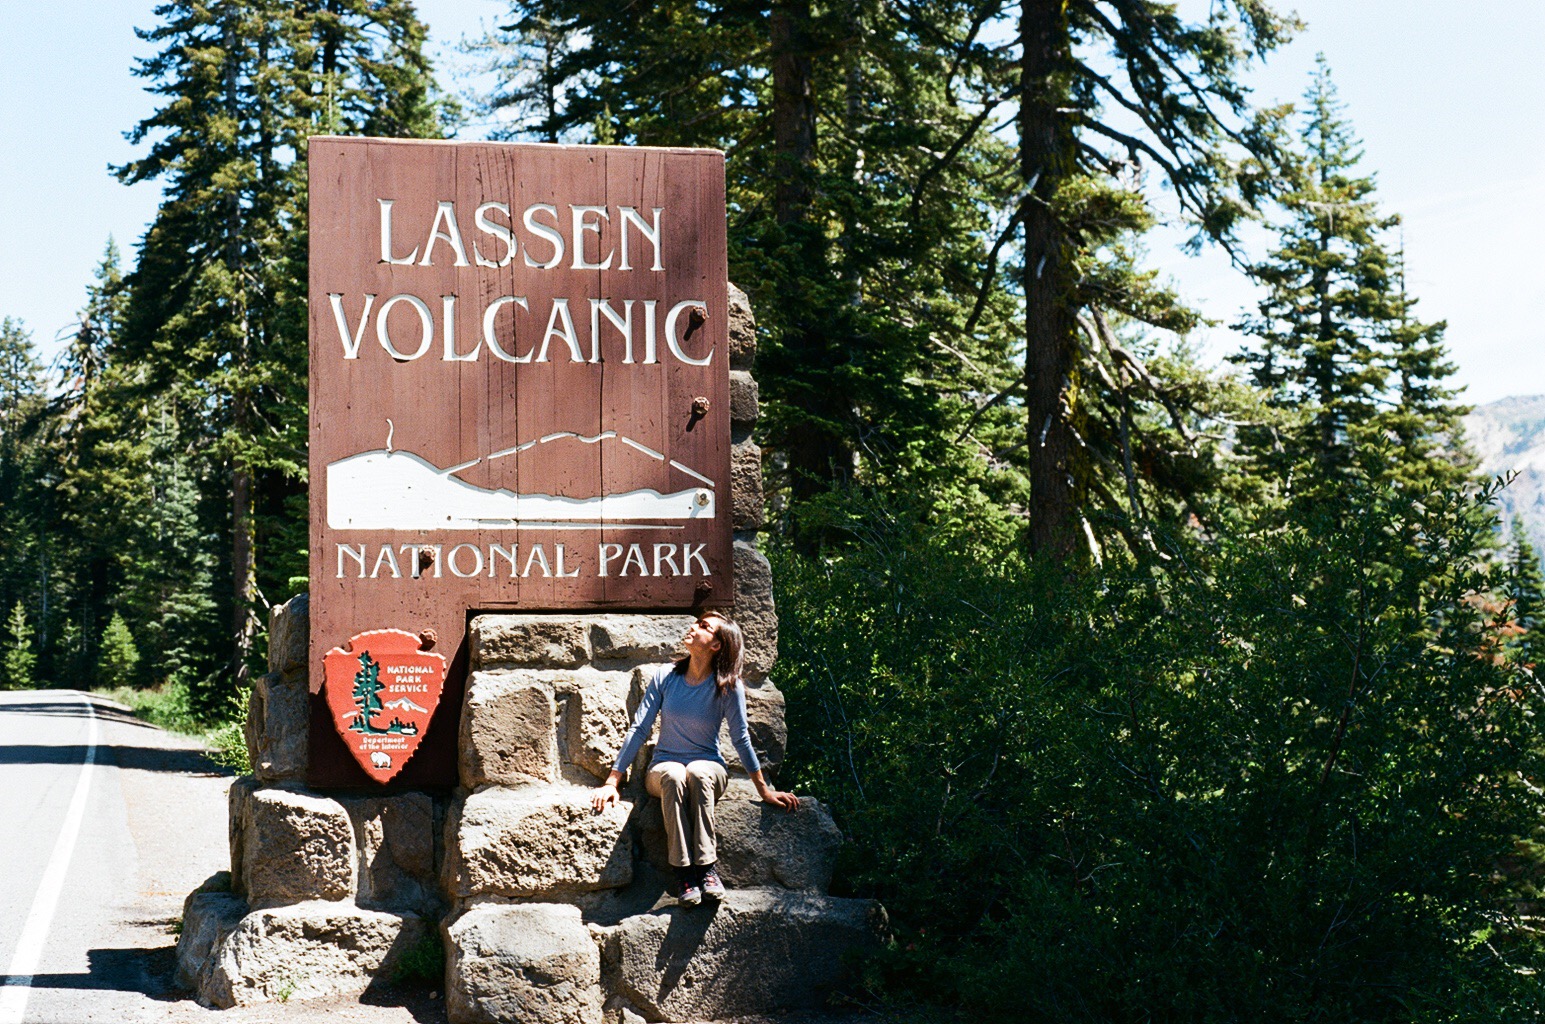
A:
0,690,451,1024
0,690,233,1023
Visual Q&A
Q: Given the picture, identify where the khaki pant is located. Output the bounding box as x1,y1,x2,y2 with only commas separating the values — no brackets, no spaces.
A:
646,760,729,868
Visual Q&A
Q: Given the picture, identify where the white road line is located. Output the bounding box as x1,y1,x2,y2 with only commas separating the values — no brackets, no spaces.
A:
0,693,99,1024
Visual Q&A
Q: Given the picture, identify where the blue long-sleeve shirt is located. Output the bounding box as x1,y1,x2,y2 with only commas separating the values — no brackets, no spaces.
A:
611,667,761,774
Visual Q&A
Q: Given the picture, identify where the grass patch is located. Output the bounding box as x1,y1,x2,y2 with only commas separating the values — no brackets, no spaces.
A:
92,680,252,774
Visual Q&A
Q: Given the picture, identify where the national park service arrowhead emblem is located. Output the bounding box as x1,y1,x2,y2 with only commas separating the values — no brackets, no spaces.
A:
322,628,445,783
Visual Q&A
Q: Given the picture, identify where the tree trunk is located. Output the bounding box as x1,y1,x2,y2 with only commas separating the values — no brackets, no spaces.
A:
224,7,256,690
771,1,815,228
770,1,851,519
1020,0,1080,561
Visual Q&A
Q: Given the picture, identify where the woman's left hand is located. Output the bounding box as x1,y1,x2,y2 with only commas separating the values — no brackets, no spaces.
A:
759,787,799,812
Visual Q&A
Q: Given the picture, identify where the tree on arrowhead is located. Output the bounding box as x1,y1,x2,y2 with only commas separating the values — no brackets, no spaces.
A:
351,651,385,734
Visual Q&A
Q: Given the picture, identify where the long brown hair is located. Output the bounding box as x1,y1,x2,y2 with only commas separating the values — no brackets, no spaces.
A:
675,611,745,695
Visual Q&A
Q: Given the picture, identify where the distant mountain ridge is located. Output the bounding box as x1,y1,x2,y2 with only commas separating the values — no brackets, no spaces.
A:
1462,395,1545,551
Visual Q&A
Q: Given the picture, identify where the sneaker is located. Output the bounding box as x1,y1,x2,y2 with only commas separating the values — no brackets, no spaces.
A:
701,865,726,901
675,872,702,907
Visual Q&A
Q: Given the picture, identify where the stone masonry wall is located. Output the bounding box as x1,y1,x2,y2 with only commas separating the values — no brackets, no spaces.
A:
175,285,883,1020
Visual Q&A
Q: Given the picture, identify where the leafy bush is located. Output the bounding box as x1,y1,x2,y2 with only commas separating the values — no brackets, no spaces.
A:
93,676,250,772
392,932,445,986
3,601,36,690
774,479,1545,1022
97,613,141,689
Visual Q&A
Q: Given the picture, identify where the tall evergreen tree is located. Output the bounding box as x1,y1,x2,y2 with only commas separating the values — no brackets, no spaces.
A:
479,1,1298,561
0,318,52,661
1235,58,1466,500
473,2,1025,543
974,0,1298,559
1378,241,1471,495
1506,520,1545,669
46,241,135,681
116,0,445,704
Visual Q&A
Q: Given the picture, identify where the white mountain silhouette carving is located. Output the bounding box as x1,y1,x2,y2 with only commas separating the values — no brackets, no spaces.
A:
384,697,430,713
326,430,716,531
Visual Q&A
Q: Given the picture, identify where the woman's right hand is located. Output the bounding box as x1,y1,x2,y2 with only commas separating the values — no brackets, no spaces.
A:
591,782,619,813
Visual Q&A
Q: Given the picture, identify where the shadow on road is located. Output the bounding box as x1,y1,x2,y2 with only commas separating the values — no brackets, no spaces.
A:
0,699,154,729
0,945,181,999
0,744,227,775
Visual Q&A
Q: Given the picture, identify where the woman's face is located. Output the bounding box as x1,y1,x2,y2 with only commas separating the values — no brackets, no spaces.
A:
682,616,723,657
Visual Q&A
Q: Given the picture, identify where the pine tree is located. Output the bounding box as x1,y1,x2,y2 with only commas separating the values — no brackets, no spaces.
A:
97,612,142,690
1378,241,1472,495
116,0,445,702
0,318,52,663
1234,58,1463,501
1506,521,1545,669
116,403,222,697
481,1,1297,560
46,241,135,680
3,601,37,691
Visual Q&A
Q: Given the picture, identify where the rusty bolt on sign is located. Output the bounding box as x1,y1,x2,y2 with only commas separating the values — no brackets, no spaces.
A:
687,396,711,432
684,304,708,340
419,629,438,649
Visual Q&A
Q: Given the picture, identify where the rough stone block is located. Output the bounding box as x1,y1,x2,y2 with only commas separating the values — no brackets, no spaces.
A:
448,785,634,900
446,904,603,1024
246,670,308,783
731,441,765,531
714,794,843,891
339,791,439,914
565,675,632,781
587,615,692,662
727,283,757,370
718,681,787,777
176,876,246,992
199,902,428,1008
729,370,760,427
460,671,558,787
610,890,882,1020
244,787,356,906
228,775,260,897
637,778,836,890
267,592,309,676
472,615,591,669
732,541,778,683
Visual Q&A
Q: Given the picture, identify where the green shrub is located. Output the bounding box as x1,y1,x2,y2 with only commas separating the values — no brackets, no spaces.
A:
392,932,445,986
96,613,141,689
206,717,251,775
3,601,36,690
775,479,1545,1022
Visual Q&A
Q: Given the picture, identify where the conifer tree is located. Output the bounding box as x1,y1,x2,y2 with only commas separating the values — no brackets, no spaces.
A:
1378,242,1471,495
480,1,1297,560
1235,58,1465,500
47,241,135,678
97,612,142,690
115,403,222,695
3,601,37,691
0,318,51,655
116,0,445,702
1507,520,1545,669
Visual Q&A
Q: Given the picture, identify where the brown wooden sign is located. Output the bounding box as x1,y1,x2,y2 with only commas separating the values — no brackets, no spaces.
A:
307,137,731,787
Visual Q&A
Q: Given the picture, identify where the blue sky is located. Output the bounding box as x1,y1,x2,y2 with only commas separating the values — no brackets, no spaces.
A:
2,2,1539,404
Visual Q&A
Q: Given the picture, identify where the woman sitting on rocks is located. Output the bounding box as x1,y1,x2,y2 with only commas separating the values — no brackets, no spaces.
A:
591,611,798,905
